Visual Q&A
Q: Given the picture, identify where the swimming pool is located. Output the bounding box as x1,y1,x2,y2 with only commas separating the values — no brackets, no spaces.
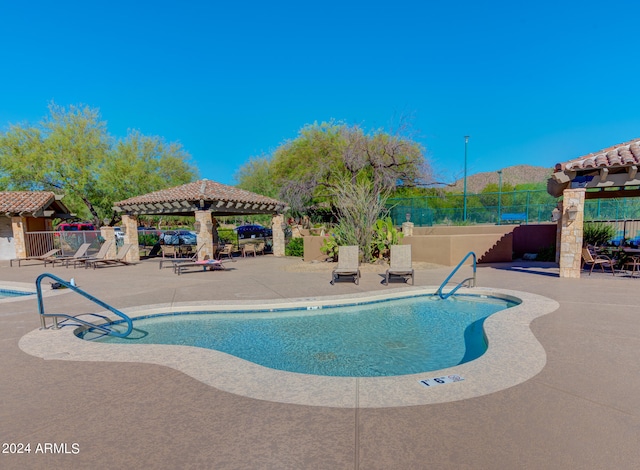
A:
84,294,516,377
20,286,559,408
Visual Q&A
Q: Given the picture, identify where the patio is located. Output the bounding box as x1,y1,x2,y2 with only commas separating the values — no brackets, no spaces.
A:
1,256,639,469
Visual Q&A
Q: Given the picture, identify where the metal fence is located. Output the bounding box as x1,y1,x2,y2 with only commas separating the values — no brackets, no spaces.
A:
387,190,640,227
25,231,104,257
593,219,640,245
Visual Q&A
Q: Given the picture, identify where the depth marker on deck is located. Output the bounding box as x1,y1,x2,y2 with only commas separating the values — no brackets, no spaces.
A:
419,375,464,388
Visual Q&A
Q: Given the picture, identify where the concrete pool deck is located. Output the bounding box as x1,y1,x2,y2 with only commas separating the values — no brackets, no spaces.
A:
1,256,639,469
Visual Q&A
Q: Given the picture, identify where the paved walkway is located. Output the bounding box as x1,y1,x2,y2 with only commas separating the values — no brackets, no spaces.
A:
1,256,638,469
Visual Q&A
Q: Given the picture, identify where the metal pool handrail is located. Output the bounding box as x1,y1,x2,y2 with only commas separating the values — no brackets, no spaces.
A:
436,251,477,299
35,273,133,338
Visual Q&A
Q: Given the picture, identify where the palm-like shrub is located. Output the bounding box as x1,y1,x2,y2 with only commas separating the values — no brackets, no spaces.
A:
583,222,615,247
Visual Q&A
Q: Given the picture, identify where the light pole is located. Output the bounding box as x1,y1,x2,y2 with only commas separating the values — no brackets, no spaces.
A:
497,170,503,225
463,136,469,222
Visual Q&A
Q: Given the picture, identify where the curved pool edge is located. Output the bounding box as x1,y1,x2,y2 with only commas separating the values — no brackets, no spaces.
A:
18,286,559,408
0,281,39,304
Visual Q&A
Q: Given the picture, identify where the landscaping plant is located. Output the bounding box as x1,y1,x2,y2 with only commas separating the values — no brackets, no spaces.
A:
583,222,616,247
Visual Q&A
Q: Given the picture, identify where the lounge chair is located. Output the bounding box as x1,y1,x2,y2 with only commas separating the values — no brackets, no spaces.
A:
86,244,133,269
158,244,205,269
73,241,114,268
174,258,228,275
10,248,61,267
581,247,615,276
50,243,91,268
385,245,414,285
330,245,361,285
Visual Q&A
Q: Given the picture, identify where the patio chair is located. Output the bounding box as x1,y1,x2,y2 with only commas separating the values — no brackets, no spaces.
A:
330,245,361,285
216,244,236,262
243,243,257,257
255,242,265,255
385,245,414,285
50,243,91,268
10,248,61,267
161,245,178,258
581,247,616,276
73,241,113,268
622,255,640,277
86,243,133,269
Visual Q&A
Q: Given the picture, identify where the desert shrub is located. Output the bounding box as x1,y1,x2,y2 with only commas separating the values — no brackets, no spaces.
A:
217,228,237,244
537,244,556,262
583,222,615,247
285,237,304,257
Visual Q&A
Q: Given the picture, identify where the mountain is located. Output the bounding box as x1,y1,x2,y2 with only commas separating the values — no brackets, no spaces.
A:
444,164,553,193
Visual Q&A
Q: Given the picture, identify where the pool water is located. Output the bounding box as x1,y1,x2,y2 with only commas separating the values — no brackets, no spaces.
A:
90,295,516,377
0,289,33,299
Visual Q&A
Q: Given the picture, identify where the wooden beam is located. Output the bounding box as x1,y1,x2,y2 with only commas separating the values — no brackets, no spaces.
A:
599,168,609,182
585,188,640,200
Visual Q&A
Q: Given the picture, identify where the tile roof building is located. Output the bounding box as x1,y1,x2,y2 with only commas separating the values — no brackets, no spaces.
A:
0,191,72,261
548,138,640,198
0,191,71,218
548,138,640,279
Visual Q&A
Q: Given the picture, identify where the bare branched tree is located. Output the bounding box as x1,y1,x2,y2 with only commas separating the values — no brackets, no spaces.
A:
330,176,392,261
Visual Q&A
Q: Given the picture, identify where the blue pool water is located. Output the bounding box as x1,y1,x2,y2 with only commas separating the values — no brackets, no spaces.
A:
0,289,33,299
89,295,516,377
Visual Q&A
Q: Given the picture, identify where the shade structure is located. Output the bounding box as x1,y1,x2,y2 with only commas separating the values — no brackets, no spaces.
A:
113,179,286,217
547,138,640,199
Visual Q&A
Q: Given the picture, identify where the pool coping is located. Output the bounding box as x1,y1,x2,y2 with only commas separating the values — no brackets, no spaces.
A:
0,281,60,305
18,286,559,408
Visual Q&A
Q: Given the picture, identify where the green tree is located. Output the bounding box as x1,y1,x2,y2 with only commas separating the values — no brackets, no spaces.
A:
271,121,431,213
0,103,111,222
235,120,432,256
0,103,198,224
99,130,196,222
234,155,278,198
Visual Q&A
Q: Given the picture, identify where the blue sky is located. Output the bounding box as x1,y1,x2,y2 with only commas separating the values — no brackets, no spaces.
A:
2,1,640,186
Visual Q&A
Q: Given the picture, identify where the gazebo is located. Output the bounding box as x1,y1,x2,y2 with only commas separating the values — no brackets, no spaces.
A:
547,138,640,277
113,179,288,262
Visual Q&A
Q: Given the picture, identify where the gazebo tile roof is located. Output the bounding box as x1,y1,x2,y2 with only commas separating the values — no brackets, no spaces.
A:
556,138,640,172
0,191,57,215
115,179,283,206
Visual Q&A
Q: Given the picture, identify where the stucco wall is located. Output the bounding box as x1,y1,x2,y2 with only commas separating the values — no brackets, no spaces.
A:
402,233,512,265
0,218,15,260
303,236,329,262
301,224,556,266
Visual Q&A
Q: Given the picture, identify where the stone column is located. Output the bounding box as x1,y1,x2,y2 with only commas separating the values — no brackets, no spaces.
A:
11,216,27,259
401,221,414,237
195,210,214,260
100,226,118,260
558,188,585,278
120,214,140,262
271,214,285,257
